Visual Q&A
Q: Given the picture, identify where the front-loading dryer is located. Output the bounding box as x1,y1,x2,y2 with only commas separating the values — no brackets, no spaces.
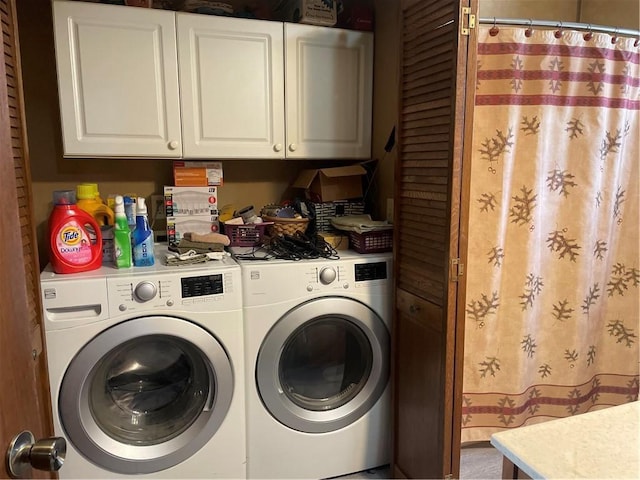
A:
236,250,392,479
40,250,245,478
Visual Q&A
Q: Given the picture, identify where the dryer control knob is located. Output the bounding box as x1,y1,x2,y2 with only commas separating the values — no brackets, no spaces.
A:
319,267,337,285
134,281,157,302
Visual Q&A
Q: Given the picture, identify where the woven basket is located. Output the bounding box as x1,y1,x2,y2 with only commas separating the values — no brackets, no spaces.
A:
262,216,309,236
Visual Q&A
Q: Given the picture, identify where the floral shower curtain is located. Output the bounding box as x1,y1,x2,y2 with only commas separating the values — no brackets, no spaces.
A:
461,25,639,442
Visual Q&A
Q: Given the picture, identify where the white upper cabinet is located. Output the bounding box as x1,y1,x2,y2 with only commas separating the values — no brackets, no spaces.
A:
52,1,373,159
284,24,373,159
177,14,285,158
53,1,182,158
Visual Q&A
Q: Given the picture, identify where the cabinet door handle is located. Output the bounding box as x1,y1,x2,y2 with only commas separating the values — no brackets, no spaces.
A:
274,143,283,152
289,143,297,152
168,140,179,150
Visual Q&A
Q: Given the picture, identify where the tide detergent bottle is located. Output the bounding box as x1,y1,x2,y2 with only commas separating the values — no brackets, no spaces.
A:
132,197,155,267
49,190,103,274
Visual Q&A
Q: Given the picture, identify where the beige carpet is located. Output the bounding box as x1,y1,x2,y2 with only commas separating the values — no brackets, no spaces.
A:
459,442,503,479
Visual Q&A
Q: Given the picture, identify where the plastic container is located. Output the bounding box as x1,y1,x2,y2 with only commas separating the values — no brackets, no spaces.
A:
101,225,114,265
76,183,115,227
113,195,132,268
348,230,393,254
123,196,136,230
224,222,272,247
132,197,155,267
49,190,103,274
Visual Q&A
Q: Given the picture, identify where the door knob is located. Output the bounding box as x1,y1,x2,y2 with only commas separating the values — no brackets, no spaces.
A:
6,431,66,478
288,143,297,152
274,143,283,152
168,140,179,150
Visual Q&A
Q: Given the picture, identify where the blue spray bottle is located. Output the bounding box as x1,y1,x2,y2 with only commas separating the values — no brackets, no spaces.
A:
132,197,155,267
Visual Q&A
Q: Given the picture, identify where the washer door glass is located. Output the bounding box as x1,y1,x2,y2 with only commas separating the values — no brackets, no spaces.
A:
257,297,389,433
90,335,210,445
279,318,372,411
59,316,233,474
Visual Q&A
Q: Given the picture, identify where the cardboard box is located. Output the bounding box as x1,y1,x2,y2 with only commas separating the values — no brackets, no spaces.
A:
292,164,367,202
166,215,220,244
164,186,218,217
271,0,337,26
173,161,223,187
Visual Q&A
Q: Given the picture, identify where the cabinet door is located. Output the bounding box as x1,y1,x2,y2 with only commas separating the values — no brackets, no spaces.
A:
53,1,182,158
392,0,478,478
285,24,373,159
177,14,285,158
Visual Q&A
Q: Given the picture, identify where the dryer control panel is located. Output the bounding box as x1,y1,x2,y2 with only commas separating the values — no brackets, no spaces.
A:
354,261,387,282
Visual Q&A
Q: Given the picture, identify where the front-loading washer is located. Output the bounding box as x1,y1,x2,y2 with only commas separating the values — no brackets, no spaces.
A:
40,249,245,478
236,250,392,479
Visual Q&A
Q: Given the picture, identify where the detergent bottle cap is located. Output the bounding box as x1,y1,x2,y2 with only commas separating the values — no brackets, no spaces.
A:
53,190,76,205
136,197,148,216
114,195,125,215
76,183,99,200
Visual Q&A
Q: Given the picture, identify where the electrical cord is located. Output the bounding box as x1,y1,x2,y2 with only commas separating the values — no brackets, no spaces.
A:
232,232,340,261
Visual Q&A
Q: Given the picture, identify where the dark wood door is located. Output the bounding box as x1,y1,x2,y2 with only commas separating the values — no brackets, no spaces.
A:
0,0,55,477
391,0,478,478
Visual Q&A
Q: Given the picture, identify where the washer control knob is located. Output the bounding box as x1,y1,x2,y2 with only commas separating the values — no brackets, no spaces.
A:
319,267,337,285
134,281,157,302
343,283,349,289
166,300,174,307
306,285,313,292
119,304,127,311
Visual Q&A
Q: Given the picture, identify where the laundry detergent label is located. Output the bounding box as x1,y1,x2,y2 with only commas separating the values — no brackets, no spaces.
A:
55,221,93,265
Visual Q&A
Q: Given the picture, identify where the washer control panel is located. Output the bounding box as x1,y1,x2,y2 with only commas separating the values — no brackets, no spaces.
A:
107,270,237,313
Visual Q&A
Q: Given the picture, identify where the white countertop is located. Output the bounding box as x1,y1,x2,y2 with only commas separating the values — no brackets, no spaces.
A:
490,401,639,479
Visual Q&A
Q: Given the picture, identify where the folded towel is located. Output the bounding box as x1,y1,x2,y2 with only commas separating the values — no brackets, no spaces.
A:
330,215,393,234
184,232,231,246
165,250,230,266
170,238,225,254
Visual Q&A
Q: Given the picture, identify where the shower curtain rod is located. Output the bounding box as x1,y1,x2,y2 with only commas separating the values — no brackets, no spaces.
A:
478,17,640,38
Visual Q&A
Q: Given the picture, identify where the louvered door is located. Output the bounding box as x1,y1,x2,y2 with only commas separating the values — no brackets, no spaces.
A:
0,0,55,477
392,0,478,478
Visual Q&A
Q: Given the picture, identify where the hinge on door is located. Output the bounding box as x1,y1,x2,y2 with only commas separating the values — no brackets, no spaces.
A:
460,7,476,36
450,258,464,282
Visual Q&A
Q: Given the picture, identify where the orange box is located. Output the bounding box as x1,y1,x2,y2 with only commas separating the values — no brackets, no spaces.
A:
173,161,223,187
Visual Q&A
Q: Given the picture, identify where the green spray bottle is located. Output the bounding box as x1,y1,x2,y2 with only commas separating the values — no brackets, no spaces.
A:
113,195,132,268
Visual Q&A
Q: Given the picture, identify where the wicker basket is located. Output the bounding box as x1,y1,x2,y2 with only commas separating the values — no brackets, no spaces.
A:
262,216,309,237
348,230,393,254
224,222,272,247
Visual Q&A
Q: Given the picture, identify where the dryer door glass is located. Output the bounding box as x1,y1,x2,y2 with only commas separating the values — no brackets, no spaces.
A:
279,318,372,411
89,334,210,445
256,297,389,433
